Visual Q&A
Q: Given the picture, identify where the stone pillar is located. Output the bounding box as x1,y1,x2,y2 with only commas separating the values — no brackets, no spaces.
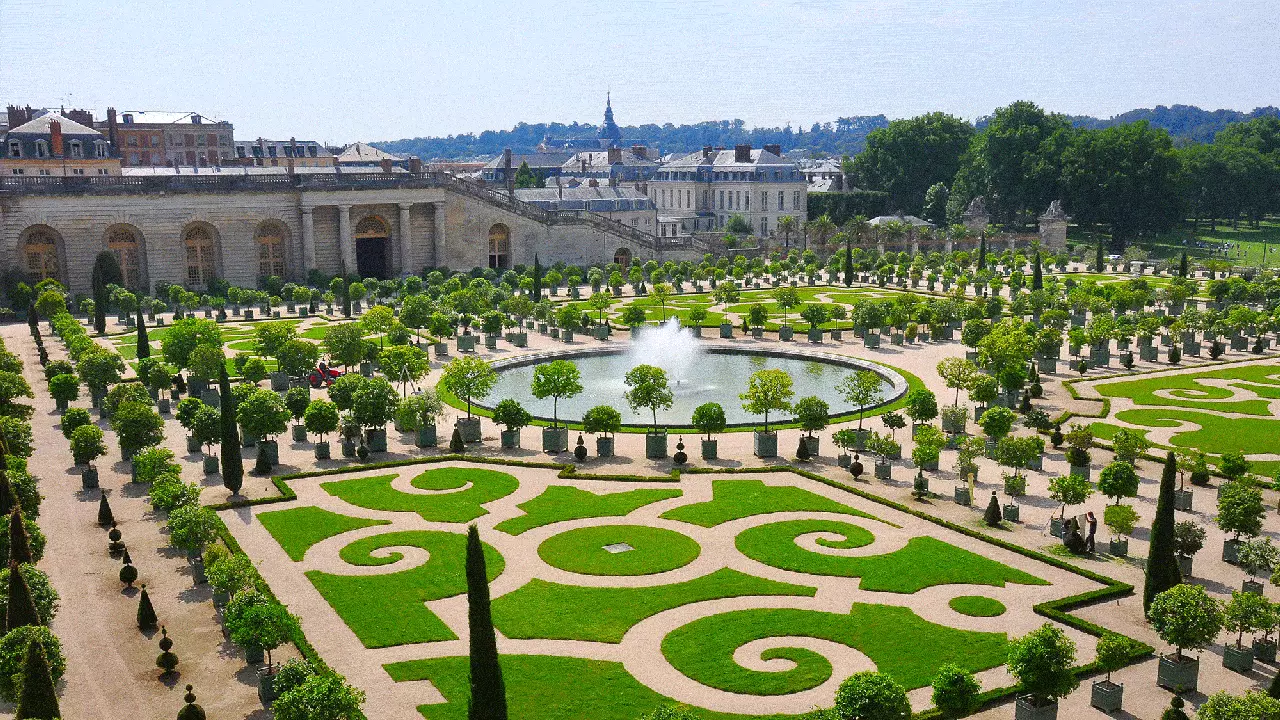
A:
432,201,446,269
338,205,354,277
1008,234,1016,252
945,237,954,254
398,203,412,277
301,207,316,275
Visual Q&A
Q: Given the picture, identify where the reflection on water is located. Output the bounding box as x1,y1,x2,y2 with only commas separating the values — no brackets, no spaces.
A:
488,350,892,426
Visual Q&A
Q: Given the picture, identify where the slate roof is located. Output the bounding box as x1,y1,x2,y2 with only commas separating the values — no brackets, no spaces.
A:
7,113,102,137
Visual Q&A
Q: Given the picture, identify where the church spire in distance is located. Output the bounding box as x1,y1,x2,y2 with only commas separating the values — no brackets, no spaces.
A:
598,91,622,146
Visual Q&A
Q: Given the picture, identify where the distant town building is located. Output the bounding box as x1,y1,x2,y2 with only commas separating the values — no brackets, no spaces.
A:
539,94,650,152
98,109,234,167
514,183,656,233
481,149,573,185
233,138,334,168
2,108,119,177
802,158,855,193
559,146,658,184
333,142,412,169
647,143,808,238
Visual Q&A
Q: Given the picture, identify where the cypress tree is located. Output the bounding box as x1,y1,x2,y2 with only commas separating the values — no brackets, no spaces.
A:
97,492,114,527
91,251,122,336
1032,252,1043,290
795,436,811,461
843,237,854,287
0,470,16,518
8,510,32,566
1095,242,1104,272
1144,451,1182,612
1178,251,1188,278
13,634,60,720
466,525,507,720
5,561,40,632
450,427,465,455
219,367,243,495
136,307,150,360
984,491,1003,526
137,583,158,630
977,235,987,270
532,255,543,299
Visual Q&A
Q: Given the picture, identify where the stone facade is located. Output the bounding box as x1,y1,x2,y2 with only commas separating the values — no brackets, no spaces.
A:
0,173,691,295
1038,200,1069,252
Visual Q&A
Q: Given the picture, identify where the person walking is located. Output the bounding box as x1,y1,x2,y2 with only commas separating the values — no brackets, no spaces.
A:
1085,511,1097,553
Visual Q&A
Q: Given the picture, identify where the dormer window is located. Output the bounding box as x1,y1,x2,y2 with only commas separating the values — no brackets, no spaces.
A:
35,141,48,158
69,141,83,159
94,141,108,158
7,140,20,158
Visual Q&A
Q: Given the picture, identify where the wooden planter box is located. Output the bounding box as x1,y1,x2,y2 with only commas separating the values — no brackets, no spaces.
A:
753,431,778,458
1223,645,1254,673
456,417,482,443
1090,680,1123,713
1157,655,1198,693
500,429,521,449
1014,696,1057,720
1254,638,1277,665
541,427,567,453
701,438,717,461
596,436,615,458
1175,489,1193,511
1003,504,1020,522
646,431,668,459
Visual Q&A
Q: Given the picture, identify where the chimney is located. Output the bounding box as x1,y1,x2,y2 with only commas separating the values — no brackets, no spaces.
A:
734,144,752,163
556,175,563,199
764,144,781,157
7,105,32,128
106,108,119,154
503,148,513,195
702,145,713,159
380,158,393,173
408,157,422,173
631,144,646,160
50,120,64,156
580,157,587,173
589,178,598,187
66,108,94,126
607,147,622,164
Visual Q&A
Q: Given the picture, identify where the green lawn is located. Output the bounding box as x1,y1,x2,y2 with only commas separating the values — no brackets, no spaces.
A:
320,467,519,522
661,604,1009,695
494,486,682,536
383,655,796,720
1115,408,1280,455
492,568,815,643
660,479,882,528
949,595,1007,617
1094,364,1280,416
257,505,389,561
306,530,502,648
736,531,1046,593
1088,422,1151,444
537,525,700,576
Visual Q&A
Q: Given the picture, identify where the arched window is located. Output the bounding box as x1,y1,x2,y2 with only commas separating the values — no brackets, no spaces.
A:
354,216,388,239
22,227,61,282
613,247,632,269
488,224,510,269
256,223,286,279
106,226,144,290
183,225,217,287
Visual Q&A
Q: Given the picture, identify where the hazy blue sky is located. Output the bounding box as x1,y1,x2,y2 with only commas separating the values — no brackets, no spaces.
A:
2,0,1276,144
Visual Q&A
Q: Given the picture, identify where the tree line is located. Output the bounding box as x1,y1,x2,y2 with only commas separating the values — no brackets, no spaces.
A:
842,102,1280,248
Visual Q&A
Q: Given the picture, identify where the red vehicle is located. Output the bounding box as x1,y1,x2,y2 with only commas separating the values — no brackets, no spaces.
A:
308,365,343,389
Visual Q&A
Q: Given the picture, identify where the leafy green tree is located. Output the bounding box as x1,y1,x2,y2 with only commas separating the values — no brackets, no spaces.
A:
957,101,1072,226
740,368,794,433
1047,474,1093,520
1006,623,1078,706
160,318,222,370
304,399,340,443
465,525,507,719
1148,584,1223,660
794,396,830,439
512,160,538,189
691,403,726,441
378,344,428,396
623,364,673,431
273,672,366,720
530,360,583,428
930,664,980,718
851,112,975,216
838,371,882,431
352,377,398,431
323,322,367,370
936,358,979,405
277,339,321,380
439,356,497,419
1217,480,1265,539
833,671,910,720
1098,461,1140,505
237,389,289,442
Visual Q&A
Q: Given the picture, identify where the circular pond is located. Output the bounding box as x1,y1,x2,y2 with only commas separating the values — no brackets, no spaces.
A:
484,346,907,428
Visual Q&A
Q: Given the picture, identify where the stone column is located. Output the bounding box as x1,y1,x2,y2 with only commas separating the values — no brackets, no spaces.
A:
398,202,413,277
338,204,354,277
431,201,446,269
301,207,316,275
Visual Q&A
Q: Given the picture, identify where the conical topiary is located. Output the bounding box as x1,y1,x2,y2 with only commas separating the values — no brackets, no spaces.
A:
795,436,811,462
156,626,178,674
5,561,41,632
108,522,125,557
177,685,206,720
984,491,1002,527
573,435,587,462
450,427,465,454
13,634,59,720
97,491,114,527
1144,450,1182,612
1051,423,1063,448
136,307,150,360
137,584,158,630
465,525,507,719
8,509,32,566
120,551,138,588
0,471,15,518
219,366,244,496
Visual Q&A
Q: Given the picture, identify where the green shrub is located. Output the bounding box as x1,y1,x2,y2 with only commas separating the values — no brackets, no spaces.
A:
1149,584,1223,659
59,407,92,440
69,424,107,466
147,475,201,512
930,664,980,718
1007,623,1077,705
0,564,58,628
167,504,220,554
0,625,63,702
131,446,179,484
833,671,910,720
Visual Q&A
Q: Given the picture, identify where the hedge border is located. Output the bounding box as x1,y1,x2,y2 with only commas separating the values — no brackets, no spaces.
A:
211,454,1150,719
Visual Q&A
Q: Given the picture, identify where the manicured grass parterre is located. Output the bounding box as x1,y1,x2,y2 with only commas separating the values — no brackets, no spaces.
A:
1114,407,1280,455
1095,364,1280,415
661,479,883,528
320,467,520,522
494,485,682,536
949,595,1007,617
257,505,390,561
737,530,1046,593
660,603,1010,695
384,655,790,720
537,524,701,576
491,568,815,643
306,530,503,648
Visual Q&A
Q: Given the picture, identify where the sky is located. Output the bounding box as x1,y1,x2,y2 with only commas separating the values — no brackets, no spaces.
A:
1,0,1277,144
